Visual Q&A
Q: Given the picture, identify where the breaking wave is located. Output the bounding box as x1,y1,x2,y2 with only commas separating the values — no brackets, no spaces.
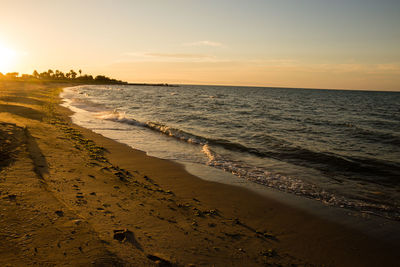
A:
61,85,400,221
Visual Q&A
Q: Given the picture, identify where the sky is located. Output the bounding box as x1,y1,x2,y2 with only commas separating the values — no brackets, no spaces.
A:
0,0,399,90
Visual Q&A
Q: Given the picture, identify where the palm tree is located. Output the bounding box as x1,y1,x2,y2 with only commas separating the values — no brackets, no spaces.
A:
33,70,39,79
48,69,54,78
69,70,77,79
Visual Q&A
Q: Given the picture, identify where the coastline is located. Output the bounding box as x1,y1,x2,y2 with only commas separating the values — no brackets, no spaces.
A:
0,81,398,266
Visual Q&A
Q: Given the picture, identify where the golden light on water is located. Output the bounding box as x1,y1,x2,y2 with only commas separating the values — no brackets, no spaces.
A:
0,43,17,73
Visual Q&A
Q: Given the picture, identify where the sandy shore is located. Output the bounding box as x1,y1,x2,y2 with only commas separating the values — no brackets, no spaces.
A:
0,81,398,266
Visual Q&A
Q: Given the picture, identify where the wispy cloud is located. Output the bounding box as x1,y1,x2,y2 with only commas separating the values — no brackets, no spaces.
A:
144,52,211,59
122,51,222,62
183,40,225,48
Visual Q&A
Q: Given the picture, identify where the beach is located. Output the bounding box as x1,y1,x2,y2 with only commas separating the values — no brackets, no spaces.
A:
0,81,398,266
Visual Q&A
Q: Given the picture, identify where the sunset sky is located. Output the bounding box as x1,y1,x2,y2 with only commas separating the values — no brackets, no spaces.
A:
0,0,399,90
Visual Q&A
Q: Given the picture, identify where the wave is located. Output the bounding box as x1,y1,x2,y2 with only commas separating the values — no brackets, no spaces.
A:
97,110,400,187
62,86,400,221
202,138,400,187
201,144,399,220
349,126,400,147
279,114,400,147
96,110,207,145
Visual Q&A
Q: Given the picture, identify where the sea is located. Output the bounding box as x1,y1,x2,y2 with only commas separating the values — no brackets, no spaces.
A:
60,84,400,221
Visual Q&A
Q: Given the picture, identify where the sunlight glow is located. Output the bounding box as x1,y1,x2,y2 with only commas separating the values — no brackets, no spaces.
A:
0,44,17,73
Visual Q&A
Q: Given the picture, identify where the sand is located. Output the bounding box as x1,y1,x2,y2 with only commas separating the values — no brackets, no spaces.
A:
0,81,398,266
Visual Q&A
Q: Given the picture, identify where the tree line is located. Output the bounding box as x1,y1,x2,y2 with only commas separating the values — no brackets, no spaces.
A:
0,69,128,84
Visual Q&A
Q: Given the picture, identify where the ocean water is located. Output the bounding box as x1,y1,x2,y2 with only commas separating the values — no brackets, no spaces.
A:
60,85,400,220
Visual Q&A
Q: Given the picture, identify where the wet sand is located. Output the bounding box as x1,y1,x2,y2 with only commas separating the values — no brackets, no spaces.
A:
0,81,398,266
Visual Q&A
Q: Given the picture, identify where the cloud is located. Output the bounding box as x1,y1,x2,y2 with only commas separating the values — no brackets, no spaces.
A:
144,52,211,59
122,51,221,62
183,40,225,47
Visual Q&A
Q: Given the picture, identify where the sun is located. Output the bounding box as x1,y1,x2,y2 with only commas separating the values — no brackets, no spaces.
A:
0,44,17,73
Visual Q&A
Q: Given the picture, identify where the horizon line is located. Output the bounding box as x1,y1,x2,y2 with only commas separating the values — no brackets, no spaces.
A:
127,81,400,93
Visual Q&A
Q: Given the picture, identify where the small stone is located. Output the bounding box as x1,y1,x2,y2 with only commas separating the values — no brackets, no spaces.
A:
146,254,172,267
7,194,17,200
113,229,134,243
55,210,64,217
260,249,277,257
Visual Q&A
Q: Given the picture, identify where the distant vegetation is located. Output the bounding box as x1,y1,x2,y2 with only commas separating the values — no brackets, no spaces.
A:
0,69,175,86
0,69,128,84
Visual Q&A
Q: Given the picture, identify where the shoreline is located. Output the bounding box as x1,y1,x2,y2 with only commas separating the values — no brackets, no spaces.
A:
0,81,398,266
62,84,400,227
183,162,400,244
